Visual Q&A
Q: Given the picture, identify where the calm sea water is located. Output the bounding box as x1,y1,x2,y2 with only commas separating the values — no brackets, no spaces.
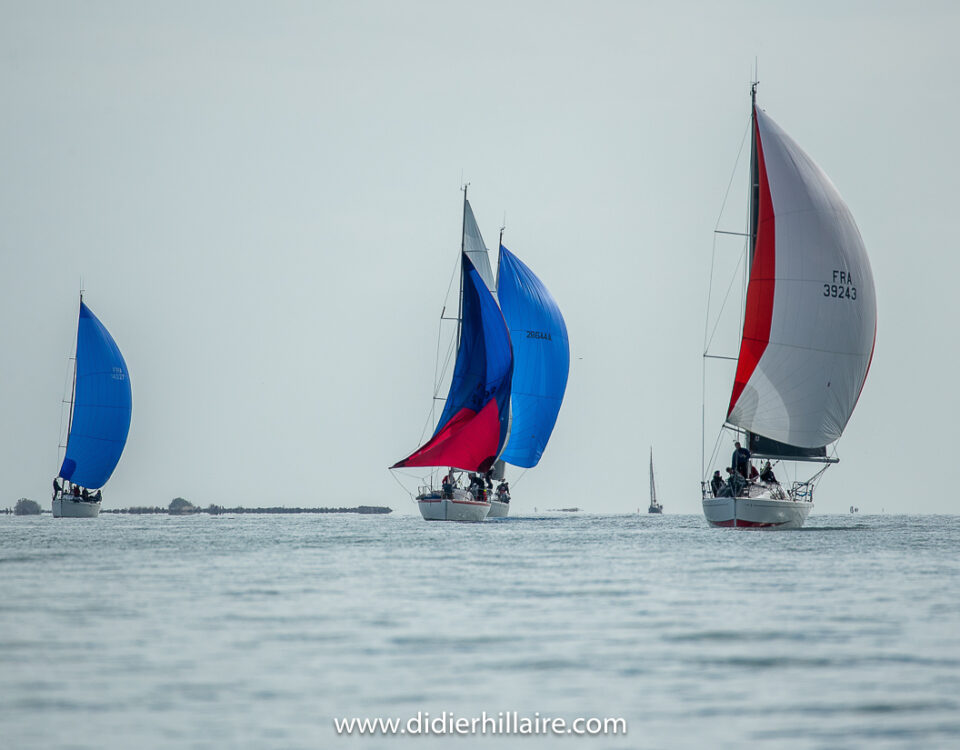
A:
2,512,958,749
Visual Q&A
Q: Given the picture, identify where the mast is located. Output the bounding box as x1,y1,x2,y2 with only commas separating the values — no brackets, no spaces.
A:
743,80,760,450
649,447,656,507
495,224,505,289
65,292,82,445
456,184,468,348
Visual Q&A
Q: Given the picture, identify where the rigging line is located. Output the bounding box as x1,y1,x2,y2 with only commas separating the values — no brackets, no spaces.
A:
701,351,707,477
702,235,717,353
56,357,73,470
714,115,752,232
703,114,752,353
705,428,726,482
706,424,740,481
388,468,417,504
509,468,530,488
433,253,461,394
421,255,463,445
423,334,457,438
433,333,457,398
428,316,456,419
420,336,457,442
703,249,745,355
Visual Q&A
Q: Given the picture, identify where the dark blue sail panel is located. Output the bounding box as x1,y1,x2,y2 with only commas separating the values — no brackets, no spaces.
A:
393,254,513,472
433,254,513,439
59,302,132,489
497,245,569,468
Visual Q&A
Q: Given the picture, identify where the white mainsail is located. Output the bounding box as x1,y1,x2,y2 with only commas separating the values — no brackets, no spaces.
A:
649,448,658,508
462,198,496,293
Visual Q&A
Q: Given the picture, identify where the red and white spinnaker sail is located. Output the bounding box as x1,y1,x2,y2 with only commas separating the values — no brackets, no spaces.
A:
727,105,877,450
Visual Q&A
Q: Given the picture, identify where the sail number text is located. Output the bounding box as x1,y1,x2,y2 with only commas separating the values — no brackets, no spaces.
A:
824,270,857,300
526,330,553,340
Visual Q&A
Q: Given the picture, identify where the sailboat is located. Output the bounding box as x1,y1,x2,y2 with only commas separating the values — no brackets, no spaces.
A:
53,296,133,518
648,448,662,514
487,238,570,517
701,83,876,529
391,190,513,522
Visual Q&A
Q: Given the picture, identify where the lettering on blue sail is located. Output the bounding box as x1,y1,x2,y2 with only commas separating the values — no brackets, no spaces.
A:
112,367,126,381
824,269,857,301
526,331,552,340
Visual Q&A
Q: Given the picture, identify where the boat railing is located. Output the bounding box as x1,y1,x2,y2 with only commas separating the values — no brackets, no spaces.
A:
703,477,798,501
790,481,815,502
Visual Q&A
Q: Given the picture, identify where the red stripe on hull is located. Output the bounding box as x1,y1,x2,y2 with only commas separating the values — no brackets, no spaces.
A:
708,518,781,528
729,106,777,416
418,498,490,507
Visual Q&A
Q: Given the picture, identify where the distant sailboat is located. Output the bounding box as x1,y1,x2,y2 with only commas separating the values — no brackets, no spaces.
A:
701,83,876,528
53,296,132,518
648,448,662,514
488,238,570,517
391,189,513,522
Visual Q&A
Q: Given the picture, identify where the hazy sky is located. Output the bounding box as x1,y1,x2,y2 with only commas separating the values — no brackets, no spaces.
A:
2,1,957,514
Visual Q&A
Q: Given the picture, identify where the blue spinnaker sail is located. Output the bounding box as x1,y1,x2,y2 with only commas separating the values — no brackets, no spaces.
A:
497,245,569,468
59,301,132,489
392,253,513,472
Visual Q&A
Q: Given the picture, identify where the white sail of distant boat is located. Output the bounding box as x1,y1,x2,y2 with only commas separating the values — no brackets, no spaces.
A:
701,83,876,529
52,295,132,518
648,448,662,514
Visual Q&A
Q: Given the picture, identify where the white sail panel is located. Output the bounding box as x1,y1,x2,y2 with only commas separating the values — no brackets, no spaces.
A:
463,199,496,292
649,449,657,505
727,106,876,448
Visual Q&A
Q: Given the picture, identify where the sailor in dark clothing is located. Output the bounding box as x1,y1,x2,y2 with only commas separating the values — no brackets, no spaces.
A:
726,466,745,496
710,471,723,497
760,461,778,483
717,469,734,497
732,441,751,478
52,477,61,500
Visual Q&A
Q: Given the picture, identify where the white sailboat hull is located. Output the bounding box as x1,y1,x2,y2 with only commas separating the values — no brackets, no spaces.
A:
487,499,510,518
417,490,490,522
52,495,101,518
702,491,811,529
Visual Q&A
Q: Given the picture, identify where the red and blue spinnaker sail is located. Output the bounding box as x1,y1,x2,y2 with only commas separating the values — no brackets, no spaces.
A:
392,253,513,472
